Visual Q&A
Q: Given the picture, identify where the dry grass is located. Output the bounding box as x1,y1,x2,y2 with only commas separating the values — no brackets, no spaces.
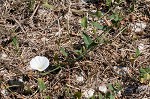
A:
0,0,150,99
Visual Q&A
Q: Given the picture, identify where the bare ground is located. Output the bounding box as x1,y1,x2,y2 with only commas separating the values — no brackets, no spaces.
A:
0,0,150,99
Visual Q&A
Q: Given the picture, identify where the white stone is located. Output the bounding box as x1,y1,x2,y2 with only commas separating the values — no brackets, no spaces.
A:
98,84,107,93
1,89,8,96
80,0,89,3
130,22,147,32
138,43,145,52
0,53,7,60
76,75,84,82
18,78,23,82
55,28,63,37
113,66,129,75
117,91,122,97
41,37,48,42
83,88,95,98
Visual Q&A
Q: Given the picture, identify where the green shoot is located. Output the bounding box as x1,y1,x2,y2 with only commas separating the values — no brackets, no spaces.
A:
42,0,54,9
135,48,141,58
81,16,88,29
12,36,19,50
60,47,68,57
139,68,150,84
92,22,104,30
37,78,46,92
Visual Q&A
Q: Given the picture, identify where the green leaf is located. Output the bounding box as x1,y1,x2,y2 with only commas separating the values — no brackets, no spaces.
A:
75,49,83,55
89,10,102,18
106,0,112,6
139,68,150,83
54,53,59,61
60,47,68,57
108,84,114,91
109,14,115,20
95,10,102,18
82,32,93,48
42,2,54,9
92,22,104,30
12,36,18,48
116,0,122,3
37,78,46,92
109,94,115,99
135,48,141,58
114,14,119,22
140,68,146,74
109,14,123,22
91,96,96,99
99,93,103,99
88,42,97,50
130,4,134,12
93,28,97,34
140,68,147,74
45,96,51,99
28,0,35,11
113,82,122,91
140,68,150,75
74,91,82,99
81,16,88,28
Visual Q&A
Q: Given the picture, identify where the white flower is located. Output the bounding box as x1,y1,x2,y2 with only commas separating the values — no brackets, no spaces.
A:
83,88,95,98
99,84,107,93
30,56,49,71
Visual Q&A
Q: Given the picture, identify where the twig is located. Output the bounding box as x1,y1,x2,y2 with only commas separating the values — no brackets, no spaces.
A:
113,26,127,40
29,4,39,27
40,66,61,75
30,89,39,98
66,84,80,90
0,45,11,53
44,16,63,30
12,16,26,34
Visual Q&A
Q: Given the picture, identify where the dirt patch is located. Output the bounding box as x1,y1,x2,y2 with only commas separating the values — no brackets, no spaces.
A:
0,0,150,98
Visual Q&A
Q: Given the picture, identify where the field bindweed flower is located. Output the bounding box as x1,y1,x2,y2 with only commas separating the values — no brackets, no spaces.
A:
83,88,95,98
30,56,49,71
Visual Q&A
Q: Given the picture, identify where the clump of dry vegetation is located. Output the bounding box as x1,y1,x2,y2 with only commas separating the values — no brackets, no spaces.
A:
0,0,150,99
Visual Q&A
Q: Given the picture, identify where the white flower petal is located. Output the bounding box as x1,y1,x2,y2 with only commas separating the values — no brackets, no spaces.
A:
30,56,49,71
83,88,95,98
99,84,107,93
30,58,39,70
